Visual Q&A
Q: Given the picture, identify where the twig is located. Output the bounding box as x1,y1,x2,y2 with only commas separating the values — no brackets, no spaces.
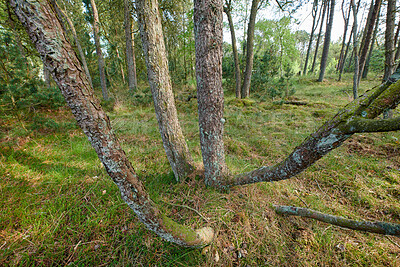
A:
273,205,400,236
161,200,210,223
314,179,331,200
386,236,400,249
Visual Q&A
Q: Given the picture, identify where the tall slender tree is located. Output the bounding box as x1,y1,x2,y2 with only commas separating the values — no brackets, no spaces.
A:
384,0,396,81
303,0,320,75
318,0,335,82
194,0,230,187
337,0,352,73
351,0,359,99
124,0,137,92
136,0,196,181
362,6,381,78
311,0,328,74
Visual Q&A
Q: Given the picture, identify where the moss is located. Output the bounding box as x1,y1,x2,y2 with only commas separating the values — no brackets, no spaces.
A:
161,214,204,247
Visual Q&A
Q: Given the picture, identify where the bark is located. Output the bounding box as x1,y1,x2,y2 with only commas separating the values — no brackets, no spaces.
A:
311,0,328,74
90,0,108,100
240,0,260,98
228,76,400,187
52,1,93,89
136,0,196,181
43,64,51,88
224,1,241,98
124,0,138,93
358,0,381,82
11,0,213,247
318,0,335,82
337,0,352,73
384,0,396,81
351,0,359,99
274,206,400,236
362,5,380,79
304,0,320,75
194,0,230,187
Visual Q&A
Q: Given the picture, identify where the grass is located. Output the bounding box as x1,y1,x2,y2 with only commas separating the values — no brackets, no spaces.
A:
1,74,400,266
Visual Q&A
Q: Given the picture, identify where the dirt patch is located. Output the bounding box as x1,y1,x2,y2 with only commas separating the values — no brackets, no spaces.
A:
345,135,400,159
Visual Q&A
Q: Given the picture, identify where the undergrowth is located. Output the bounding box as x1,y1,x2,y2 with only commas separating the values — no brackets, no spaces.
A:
1,75,400,266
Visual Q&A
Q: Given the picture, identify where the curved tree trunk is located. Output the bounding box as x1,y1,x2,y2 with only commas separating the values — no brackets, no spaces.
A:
90,0,108,100
124,0,137,92
136,0,196,181
318,0,335,82
240,0,260,98
194,0,230,188
224,2,241,99
10,0,212,247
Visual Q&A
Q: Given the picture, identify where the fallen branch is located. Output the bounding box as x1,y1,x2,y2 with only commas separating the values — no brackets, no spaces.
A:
283,100,308,106
273,205,400,236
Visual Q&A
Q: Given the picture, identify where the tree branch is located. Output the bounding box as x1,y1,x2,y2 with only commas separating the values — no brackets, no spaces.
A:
273,205,400,236
340,116,400,134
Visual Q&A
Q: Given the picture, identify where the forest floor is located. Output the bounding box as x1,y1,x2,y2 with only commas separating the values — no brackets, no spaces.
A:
1,74,400,266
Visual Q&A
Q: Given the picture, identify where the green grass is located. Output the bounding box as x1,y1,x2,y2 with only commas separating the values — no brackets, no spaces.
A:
1,74,400,266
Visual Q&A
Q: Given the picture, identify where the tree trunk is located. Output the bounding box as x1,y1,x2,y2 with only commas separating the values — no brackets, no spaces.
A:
311,0,328,74
362,4,381,78
10,0,213,247
241,0,260,98
304,0,320,75
194,0,230,188
351,0,359,99
337,0,351,73
224,1,241,98
136,0,196,181
124,0,137,92
318,0,335,82
384,0,396,81
90,0,109,100
358,0,381,82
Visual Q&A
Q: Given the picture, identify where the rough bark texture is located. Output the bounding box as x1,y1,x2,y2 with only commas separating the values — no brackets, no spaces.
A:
136,0,195,181
194,0,229,187
52,1,93,89
384,0,396,81
318,0,335,82
224,2,241,98
43,64,51,88
124,0,137,92
303,0,319,75
311,0,328,74
11,0,212,247
90,0,108,100
230,76,400,187
240,0,259,98
274,205,400,236
351,0,359,99
358,0,381,81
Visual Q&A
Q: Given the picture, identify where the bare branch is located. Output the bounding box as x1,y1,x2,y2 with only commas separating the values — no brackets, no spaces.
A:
340,116,400,133
273,205,400,236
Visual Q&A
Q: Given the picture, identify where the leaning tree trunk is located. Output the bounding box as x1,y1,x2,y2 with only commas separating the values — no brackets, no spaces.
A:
224,2,241,99
240,0,260,98
318,0,335,82
10,0,213,247
303,0,319,75
384,0,396,81
124,0,137,92
51,1,94,90
90,0,108,100
311,0,328,74
194,0,230,188
136,0,196,181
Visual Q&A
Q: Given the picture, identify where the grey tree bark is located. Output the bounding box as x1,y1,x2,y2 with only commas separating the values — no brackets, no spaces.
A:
351,0,359,99
384,0,396,81
318,0,335,82
311,0,328,74
240,0,260,98
224,0,241,98
124,0,137,92
194,0,230,188
136,0,196,181
90,0,109,100
362,3,381,79
10,0,213,247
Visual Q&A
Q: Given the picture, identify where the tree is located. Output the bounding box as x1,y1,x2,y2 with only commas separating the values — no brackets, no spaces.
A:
311,0,328,74
136,0,196,181
303,0,320,75
89,0,109,100
384,0,396,81
12,0,400,247
318,0,335,82
362,6,381,78
124,0,137,92
351,0,359,99
337,0,352,77
194,0,230,186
